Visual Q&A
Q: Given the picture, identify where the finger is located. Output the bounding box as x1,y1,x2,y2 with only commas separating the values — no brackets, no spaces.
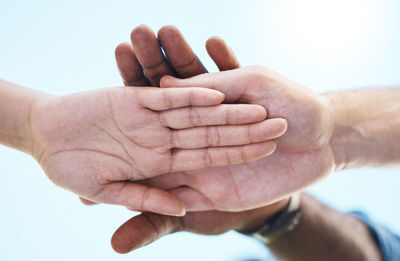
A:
133,87,224,111
79,197,98,206
115,42,149,86
111,213,181,254
95,182,185,216
159,104,266,129
131,24,175,86
160,71,244,103
171,118,287,149
206,36,240,71
169,186,214,211
170,140,277,172
136,172,187,190
158,25,207,77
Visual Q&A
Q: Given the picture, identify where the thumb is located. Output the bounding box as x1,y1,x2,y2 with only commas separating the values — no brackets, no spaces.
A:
111,213,182,254
160,71,245,103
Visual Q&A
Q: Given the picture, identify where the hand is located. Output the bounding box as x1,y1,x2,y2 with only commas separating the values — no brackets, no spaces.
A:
152,65,335,211
30,86,284,216
111,198,289,253
109,25,289,254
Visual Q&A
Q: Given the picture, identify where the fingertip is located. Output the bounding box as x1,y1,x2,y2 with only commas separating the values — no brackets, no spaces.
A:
79,197,97,206
206,36,240,71
199,88,225,105
157,25,180,39
262,140,278,157
146,189,186,216
280,118,289,134
205,36,225,50
111,240,130,254
131,24,152,38
115,42,132,56
174,201,187,217
177,207,186,217
215,90,226,103
273,118,289,137
160,75,177,88
130,24,155,46
252,105,268,121
115,43,135,69
248,140,277,161
111,231,132,254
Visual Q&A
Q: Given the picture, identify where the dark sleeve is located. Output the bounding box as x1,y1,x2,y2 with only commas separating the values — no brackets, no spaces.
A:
350,211,400,261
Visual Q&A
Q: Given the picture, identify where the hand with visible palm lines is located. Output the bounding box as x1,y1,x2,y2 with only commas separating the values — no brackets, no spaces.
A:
31,86,284,216
115,25,335,212
156,65,335,211
108,25,292,253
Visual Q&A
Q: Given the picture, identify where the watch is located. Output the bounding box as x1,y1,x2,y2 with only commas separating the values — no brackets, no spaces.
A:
238,193,302,244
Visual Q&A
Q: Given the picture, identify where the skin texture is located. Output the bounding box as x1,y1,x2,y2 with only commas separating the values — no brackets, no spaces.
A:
151,66,336,211
116,26,331,212
27,85,286,216
110,25,399,257
109,25,291,254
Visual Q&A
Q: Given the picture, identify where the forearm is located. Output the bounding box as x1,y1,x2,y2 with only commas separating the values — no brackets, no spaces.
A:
327,88,400,170
0,79,46,154
267,194,382,261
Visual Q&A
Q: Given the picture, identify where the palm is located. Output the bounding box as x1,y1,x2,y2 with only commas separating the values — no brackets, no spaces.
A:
31,86,274,214
32,89,170,194
110,25,316,252
150,66,336,211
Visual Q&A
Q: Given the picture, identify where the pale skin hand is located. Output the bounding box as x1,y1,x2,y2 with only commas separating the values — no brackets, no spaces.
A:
0,78,287,216
109,25,290,253
156,66,400,212
150,66,335,211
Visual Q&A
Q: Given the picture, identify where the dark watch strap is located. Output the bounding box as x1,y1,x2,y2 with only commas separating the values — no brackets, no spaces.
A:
239,194,302,244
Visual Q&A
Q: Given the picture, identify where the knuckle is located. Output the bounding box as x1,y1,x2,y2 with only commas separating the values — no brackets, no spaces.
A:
203,148,213,166
169,148,177,172
225,150,232,165
188,89,196,105
142,212,161,236
205,126,220,146
215,127,221,146
189,107,202,126
162,91,174,109
226,107,233,124
158,112,169,126
240,146,247,162
247,125,253,143
171,131,179,148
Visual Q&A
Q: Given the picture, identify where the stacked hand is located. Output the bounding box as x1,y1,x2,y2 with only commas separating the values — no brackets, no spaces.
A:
2,21,397,260
2,23,396,257
24,74,285,217
102,24,337,253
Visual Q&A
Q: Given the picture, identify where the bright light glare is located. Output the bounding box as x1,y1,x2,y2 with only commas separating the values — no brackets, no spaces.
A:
284,0,371,57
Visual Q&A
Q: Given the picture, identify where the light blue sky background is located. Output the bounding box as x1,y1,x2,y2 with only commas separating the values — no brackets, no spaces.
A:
1,0,399,260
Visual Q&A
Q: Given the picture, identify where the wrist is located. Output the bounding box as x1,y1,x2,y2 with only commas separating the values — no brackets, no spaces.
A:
235,198,290,232
236,195,302,244
0,80,50,155
327,88,400,170
28,92,56,160
324,91,354,171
